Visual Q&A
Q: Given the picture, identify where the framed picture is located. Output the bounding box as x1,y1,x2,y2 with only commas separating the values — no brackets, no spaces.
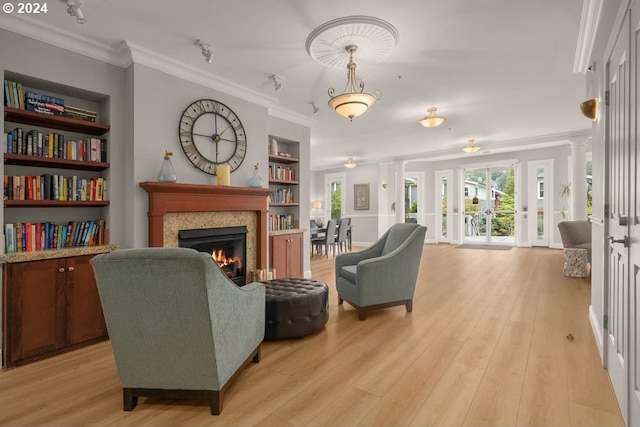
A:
354,183,370,210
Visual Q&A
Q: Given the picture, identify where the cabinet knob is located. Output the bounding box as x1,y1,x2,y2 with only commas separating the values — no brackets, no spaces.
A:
58,267,65,273
68,266,74,272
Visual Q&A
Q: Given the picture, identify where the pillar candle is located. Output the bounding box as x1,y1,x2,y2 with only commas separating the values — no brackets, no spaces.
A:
217,164,231,186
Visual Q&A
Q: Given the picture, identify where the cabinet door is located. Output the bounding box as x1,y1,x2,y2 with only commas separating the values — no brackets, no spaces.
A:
7,259,66,363
65,255,107,345
270,235,288,279
287,233,303,277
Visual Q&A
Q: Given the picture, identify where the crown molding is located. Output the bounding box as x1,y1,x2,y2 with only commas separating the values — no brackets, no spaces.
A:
0,15,314,126
573,0,604,74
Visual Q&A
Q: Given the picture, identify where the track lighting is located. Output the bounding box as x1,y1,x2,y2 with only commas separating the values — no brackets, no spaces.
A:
66,0,86,24
195,40,214,64
269,75,283,93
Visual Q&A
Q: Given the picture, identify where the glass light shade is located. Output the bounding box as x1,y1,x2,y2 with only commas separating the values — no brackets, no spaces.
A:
344,157,357,168
463,139,480,153
580,98,598,121
419,107,446,128
329,92,376,120
312,201,322,209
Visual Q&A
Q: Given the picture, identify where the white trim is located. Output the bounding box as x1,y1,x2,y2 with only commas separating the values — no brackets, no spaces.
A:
589,304,605,362
434,169,454,243
574,0,604,73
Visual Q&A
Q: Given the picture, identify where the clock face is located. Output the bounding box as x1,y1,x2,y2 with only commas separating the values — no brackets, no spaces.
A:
178,99,247,175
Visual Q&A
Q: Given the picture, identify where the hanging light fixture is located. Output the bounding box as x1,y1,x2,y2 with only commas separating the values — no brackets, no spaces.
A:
328,45,380,121
419,107,446,128
463,139,480,153
344,157,357,168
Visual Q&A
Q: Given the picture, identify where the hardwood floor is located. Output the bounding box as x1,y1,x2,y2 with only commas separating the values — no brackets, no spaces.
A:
0,244,623,426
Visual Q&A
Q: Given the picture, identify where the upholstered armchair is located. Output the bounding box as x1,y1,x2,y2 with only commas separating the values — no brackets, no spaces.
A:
90,247,265,415
558,220,592,262
335,223,427,320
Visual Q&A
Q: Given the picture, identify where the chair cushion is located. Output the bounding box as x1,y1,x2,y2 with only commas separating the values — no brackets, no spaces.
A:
340,265,357,283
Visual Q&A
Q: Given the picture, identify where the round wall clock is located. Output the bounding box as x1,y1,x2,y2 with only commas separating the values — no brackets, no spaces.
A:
178,99,247,175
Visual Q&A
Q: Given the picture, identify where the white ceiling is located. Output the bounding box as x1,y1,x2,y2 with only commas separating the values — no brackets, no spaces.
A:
0,0,590,170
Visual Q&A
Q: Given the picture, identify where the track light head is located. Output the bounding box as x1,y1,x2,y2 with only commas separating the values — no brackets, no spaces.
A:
269,75,283,93
309,101,319,115
66,0,86,24
195,40,214,64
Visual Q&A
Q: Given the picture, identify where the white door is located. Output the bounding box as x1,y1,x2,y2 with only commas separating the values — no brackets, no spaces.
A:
627,4,640,424
435,170,453,243
605,8,640,425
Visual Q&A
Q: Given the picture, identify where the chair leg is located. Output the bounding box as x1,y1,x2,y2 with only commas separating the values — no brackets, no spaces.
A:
338,295,344,304
405,299,413,313
209,390,222,415
252,346,261,363
123,388,138,411
358,310,366,321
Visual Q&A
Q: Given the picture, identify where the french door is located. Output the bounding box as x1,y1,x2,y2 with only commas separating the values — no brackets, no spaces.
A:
435,170,453,243
462,164,516,245
528,159,553,247
605,6,640,425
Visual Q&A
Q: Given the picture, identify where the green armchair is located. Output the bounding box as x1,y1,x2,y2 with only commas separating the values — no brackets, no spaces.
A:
90,247,265,415
335,223,427,320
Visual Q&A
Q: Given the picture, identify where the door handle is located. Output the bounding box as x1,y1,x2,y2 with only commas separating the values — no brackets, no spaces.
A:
608,235,629,247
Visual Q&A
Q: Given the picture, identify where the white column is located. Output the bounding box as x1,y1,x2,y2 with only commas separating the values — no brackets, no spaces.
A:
570,137,589,220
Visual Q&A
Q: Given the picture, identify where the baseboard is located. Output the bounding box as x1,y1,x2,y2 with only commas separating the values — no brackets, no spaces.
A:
589,304,605,364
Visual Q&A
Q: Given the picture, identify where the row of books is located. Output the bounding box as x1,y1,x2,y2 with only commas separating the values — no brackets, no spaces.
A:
268,164,296,182
6,128,107,162
64,105,97,122
4,79,27,110
4,175,107,202
268,214,294,231
269,188,295,204
4,219,107,253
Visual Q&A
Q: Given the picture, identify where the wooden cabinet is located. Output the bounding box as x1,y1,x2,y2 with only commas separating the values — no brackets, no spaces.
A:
3,255,107,368
270,233,303,278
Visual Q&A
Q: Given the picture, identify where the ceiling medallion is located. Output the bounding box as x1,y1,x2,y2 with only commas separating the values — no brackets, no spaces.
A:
305,16,399,69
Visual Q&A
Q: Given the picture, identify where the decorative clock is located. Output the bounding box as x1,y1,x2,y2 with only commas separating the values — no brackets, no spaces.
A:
178,99,247,175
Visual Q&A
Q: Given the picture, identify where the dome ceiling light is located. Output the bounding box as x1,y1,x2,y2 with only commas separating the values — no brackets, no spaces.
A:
419,107,446,128
463,139,480,153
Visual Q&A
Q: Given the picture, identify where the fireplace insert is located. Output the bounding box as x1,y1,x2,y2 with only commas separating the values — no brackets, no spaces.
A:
178,226,248,286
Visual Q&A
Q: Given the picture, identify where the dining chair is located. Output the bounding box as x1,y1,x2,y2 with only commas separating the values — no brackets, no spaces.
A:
311,219,337,257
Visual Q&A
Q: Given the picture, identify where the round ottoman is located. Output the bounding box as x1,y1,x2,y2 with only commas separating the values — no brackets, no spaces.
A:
262,278,329,339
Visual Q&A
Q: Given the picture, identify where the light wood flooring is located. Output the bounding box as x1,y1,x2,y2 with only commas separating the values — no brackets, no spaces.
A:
0,244,624,426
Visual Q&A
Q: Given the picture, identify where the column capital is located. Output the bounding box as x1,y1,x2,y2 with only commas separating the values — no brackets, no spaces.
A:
569,135,591,146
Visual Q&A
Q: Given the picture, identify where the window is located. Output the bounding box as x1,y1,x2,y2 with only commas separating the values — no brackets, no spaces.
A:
538,181,544,199
464,186,469,197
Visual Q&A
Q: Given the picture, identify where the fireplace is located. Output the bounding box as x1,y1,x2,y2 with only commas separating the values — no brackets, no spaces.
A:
179,226,248,286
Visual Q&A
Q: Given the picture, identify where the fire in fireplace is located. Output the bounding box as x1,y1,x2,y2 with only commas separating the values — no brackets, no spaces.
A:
178,226,248,286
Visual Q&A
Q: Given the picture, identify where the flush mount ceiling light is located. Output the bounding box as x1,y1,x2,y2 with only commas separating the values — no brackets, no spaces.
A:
269,75,283,93
66,0,86,24
463,139,480,153
195,40,214,64
306,16,399,121
419,107,446,128
344,157,357,168
580,98,598,121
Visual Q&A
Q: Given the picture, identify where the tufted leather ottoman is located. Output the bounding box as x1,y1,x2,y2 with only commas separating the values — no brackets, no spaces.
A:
261,278,329,339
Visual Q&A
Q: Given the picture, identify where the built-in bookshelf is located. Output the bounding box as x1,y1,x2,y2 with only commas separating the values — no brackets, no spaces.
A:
3,72,110,256
268,136,299,231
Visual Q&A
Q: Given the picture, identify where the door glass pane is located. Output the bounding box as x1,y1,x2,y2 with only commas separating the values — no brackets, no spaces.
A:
329,180,342,220
464,169,487,243
441,177,448,239
404,178,418,223
537,167,545,239
490,166,516,244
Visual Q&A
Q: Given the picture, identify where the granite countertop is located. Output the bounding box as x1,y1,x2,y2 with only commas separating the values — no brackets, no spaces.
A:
0,244,118,263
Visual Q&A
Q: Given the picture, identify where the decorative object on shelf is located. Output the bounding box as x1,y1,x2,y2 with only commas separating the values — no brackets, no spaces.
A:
248,163,264,188
344,157,357,168
580,98,598,121
354,183,370,210
178,99,246,174
66,0,86,24
463,139,480,153
269,75,283,93
157,150,177,183
270,138,278,155
195,40,214,63
419,107,446,128
217,164,231,186
306,16,398,121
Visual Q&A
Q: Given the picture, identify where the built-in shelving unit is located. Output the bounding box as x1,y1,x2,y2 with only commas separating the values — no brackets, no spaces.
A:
268,136,300,230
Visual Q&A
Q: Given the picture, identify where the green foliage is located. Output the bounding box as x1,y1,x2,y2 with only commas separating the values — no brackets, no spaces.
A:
492,168,515,236
330,184,342,220
410,201,418,213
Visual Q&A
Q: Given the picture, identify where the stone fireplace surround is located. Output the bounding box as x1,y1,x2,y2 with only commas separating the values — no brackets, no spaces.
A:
140,182,273,273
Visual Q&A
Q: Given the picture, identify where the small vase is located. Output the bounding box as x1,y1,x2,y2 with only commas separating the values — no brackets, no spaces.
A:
248,163,264,188
158,151,177,183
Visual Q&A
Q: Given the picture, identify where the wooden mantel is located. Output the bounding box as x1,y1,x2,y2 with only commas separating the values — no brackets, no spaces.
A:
140,181,273,269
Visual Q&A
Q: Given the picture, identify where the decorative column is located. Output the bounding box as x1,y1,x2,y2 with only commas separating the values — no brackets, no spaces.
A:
570,136,589,220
